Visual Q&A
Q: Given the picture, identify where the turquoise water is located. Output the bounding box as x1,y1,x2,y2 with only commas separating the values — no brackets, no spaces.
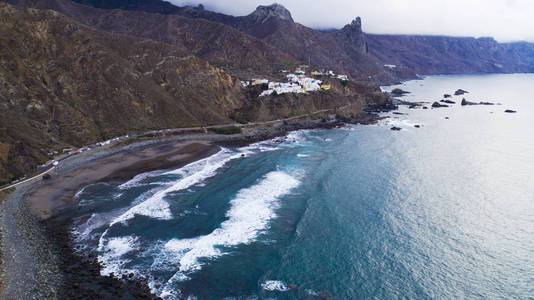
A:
71,74,534,299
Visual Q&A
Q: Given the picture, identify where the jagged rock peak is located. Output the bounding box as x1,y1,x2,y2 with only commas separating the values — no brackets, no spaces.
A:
248,3,294,23
343,17,363,33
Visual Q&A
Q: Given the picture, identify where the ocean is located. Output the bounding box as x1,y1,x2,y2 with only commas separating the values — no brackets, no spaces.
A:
70,74,534,299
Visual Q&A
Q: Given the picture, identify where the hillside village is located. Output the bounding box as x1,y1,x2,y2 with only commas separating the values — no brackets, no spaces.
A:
241,66,350,97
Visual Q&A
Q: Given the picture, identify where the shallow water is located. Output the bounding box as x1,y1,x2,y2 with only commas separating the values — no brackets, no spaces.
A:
70,74,534,299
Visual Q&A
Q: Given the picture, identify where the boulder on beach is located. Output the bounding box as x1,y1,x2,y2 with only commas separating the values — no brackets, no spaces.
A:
454,89,469,95
440,99,456,104
390,126,402,131
42,173,51,180
432,102,449,108
505,109,517,113
444,94,452,98
414,125,421,128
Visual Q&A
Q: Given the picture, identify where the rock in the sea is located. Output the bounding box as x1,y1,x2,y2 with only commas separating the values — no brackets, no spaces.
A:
505,109,517,113
440,99,456,104
42,173,51,180
432,102,449,108
461,98,495,106
461,98,476,106
422,106,428,109
444,94,452,98
391,88,410,96
414,125,421,128
390,126,402,131
454,89,469,95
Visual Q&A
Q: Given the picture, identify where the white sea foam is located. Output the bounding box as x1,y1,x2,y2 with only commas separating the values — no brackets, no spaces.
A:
158,171,300,296
305,288,319,296
381,118,421,129
119,170,163,189
297,153,309,158
98,235,139,275
261,280,290,292
109,149,246,225
74,186,89,200
90,140,299,298
74,213,109,241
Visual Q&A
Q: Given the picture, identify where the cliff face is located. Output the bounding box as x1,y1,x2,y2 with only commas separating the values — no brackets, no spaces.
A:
0,2,247,183
237,80,390,123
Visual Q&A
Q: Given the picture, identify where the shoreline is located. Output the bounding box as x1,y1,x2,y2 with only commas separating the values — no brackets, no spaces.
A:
0,116,374,299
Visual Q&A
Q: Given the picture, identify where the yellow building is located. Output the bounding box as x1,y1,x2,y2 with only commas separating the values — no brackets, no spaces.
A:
321,84,331,90
311,71,320,76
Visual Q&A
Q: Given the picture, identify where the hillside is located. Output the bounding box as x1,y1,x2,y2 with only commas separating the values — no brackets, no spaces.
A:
366,34,534,75
0,2,246,183
5,0,299,74
1,1,391,184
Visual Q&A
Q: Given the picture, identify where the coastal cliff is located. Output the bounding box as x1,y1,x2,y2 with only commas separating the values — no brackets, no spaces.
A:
0,1,385,184
0,2,247,183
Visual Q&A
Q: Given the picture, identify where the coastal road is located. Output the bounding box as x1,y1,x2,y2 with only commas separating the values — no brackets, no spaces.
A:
0,165,56,192
0,104,351,192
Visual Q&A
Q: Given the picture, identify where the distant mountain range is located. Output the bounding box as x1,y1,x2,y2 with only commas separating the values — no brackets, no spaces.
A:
1,0,533,183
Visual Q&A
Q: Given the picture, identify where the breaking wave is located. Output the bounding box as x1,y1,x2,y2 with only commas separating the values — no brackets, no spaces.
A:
158,171,300,297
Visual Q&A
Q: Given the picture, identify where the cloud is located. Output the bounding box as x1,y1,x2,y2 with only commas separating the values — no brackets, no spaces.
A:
168,0,534,42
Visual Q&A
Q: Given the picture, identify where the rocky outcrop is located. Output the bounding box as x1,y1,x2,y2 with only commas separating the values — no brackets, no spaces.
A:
247,3,293,24
391,88,410,96
334,17,368,56
432,102,449,108
461,98,495,106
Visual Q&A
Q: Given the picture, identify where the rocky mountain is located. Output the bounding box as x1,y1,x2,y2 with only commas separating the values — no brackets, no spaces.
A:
1,1,388,184
366,34,534,75
44,0,388,81
6,0,299,74
0,2,247,183
176,3,391,81
46,0,534,80
248,3,293,24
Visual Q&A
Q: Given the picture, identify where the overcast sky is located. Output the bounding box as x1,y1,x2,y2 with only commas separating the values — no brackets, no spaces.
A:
169,0,534,42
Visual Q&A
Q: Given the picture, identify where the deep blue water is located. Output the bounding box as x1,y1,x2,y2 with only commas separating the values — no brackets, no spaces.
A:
71,74,534,299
